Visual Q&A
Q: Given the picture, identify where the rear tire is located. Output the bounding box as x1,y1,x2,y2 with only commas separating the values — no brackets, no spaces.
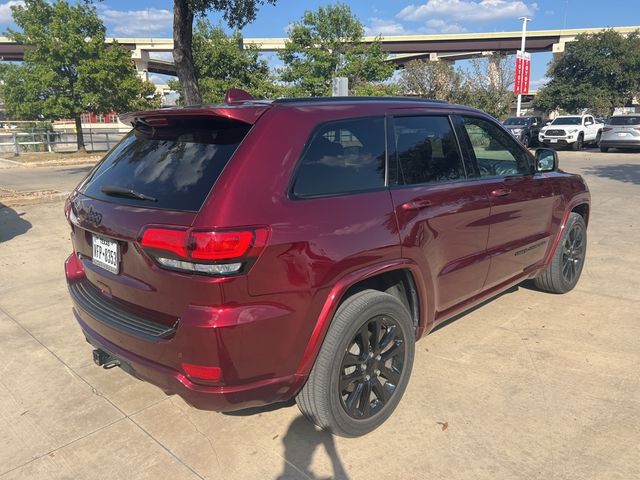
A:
595,131,602,146
600,145,609,153
297,289,415,437
534,213,587,294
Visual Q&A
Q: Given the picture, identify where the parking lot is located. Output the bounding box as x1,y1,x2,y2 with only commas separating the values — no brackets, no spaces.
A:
1,149,639,479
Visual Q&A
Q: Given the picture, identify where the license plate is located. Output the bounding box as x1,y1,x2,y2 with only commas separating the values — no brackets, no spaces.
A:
617,132,630,137
550,139,558,143
92,235,120,274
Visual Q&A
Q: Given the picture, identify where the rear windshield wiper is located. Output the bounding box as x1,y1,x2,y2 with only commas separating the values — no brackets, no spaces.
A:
100,185,157,202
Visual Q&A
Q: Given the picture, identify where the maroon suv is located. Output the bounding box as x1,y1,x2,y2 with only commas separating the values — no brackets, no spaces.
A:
65,93,590,437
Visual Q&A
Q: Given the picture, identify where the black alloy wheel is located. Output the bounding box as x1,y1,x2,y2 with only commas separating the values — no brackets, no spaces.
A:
339,315,406,419
561,222,585,284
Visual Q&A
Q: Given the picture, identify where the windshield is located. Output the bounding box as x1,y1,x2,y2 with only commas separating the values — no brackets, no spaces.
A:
79,118,250,211
551,117,582,125
504,118,529,126
608,116,640,126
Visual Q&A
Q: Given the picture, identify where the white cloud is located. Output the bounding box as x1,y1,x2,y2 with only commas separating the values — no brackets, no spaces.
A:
0,1,23,23
424,19,467,34
99,6,172,37
398,0,536,23
529,76,549,90
365,17,466,36
365,18,409,36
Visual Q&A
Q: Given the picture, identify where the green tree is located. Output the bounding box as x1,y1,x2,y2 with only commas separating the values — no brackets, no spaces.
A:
535,29,640,116
173,0,277,105
278,3,394,96
169,19,279,103
3,0,158,151
462,54,515,119
399,59,464,102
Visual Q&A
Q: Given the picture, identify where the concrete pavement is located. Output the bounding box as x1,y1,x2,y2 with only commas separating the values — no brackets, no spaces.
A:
0,164,93,194
0,150,639,479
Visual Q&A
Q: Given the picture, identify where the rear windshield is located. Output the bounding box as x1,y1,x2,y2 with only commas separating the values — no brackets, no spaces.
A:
608,116,640,126
79,118,250,211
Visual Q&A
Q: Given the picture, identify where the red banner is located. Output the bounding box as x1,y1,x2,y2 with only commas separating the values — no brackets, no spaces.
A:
521,55,531,94
514,53,523,94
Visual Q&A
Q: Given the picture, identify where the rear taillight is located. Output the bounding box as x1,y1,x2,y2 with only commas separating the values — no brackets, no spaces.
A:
140,226,269,276
603,127,612,132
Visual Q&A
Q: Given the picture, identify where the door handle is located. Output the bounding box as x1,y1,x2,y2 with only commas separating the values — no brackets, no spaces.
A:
490,188,511,197
401,199,432,211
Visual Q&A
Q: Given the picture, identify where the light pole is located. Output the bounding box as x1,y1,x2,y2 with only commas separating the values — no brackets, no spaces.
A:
516,16,531,117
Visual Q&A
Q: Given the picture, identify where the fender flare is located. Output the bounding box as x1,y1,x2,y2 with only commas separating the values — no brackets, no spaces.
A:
543,195,590,266
294,258,433,377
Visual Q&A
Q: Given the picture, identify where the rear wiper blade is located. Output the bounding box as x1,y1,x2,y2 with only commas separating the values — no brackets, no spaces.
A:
100,185,157,202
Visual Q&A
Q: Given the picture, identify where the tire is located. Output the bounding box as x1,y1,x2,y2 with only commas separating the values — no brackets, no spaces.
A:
600,145,609,153
534,212,587,294
595,131,602,146
522,135,530,148
572,134,583,151
296,289,415,437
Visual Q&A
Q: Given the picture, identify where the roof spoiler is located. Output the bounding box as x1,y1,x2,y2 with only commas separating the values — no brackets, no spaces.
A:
120,89,268,127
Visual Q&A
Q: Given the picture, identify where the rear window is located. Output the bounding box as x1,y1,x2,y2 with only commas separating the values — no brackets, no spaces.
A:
79,118,250,211
292,117,386,198
608,116,640,126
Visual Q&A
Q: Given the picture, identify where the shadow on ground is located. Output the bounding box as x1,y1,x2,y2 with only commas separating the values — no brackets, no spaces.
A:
0,203,32,242
275,416,349,480
584,163,640,185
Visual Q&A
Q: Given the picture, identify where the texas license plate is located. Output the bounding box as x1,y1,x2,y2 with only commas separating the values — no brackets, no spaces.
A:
550,139,558,143
617,132,630,137
92,235,120,274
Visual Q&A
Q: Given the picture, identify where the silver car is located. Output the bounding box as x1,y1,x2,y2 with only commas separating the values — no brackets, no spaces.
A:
600,115,640,152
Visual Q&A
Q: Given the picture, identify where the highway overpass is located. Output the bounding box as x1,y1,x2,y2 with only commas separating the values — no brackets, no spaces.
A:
0,25,637,78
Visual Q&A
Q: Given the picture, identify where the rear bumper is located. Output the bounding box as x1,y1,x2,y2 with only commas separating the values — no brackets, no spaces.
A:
599,140,640,149
65,253,307,411
77,314,304,411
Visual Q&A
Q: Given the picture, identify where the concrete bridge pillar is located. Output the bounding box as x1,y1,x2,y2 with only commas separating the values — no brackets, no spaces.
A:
131,49,150,82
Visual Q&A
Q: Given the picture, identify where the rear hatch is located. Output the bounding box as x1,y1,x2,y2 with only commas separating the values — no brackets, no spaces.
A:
67,106,268,328
604,115,640,139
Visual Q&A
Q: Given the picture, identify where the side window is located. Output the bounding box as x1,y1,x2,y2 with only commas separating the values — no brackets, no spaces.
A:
393,116,464,185
292,117,386,198
461,116,530,177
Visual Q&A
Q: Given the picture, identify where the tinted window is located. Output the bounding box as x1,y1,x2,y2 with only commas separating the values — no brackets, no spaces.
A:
393,116,464,185
80,118,250,211
504,117,529,126
462,116,530,177
608,116,640,125
292,117,386,197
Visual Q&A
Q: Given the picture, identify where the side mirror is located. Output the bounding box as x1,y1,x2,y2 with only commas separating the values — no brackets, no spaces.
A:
585,121,593,126
545,121,551,126
535,148,558,173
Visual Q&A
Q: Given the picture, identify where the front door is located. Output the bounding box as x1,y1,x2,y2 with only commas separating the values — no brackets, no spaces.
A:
456,115,556,290
388,113,492,316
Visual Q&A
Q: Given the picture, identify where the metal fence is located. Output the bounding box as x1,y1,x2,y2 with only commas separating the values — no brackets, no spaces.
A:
0,130,128,155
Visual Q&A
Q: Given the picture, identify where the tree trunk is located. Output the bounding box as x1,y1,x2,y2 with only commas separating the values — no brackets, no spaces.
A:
75,115,86,152
173,0,202,106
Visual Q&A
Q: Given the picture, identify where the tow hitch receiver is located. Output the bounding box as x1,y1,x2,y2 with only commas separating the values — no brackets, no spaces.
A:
93,349,121,369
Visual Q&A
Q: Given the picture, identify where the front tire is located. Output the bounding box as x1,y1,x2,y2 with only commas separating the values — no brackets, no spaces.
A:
297,290,415,437
534,213,587,293
572,134,584,151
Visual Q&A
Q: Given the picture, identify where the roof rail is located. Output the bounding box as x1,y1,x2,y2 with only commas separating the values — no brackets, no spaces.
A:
272,96,449,105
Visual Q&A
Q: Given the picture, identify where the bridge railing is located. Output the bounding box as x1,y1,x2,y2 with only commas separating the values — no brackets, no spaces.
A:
0,130,127,156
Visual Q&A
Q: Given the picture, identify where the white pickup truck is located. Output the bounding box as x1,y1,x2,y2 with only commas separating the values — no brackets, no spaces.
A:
539,115,603,150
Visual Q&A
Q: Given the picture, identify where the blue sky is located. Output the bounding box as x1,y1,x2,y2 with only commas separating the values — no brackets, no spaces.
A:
1,0,638,88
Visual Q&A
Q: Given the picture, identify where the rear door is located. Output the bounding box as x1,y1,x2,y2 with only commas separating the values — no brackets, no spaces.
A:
455,115,556,289
387,112,491,316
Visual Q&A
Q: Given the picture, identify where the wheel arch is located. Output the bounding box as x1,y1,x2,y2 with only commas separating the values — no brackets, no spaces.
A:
295,259,433,377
